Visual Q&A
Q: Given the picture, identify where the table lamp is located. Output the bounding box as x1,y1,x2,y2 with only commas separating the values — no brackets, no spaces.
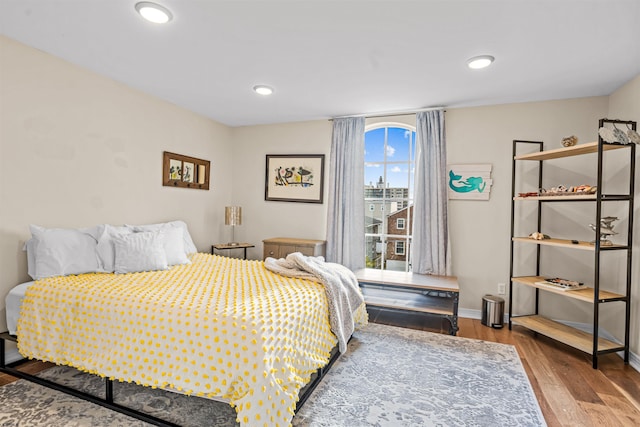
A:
225,206,242,246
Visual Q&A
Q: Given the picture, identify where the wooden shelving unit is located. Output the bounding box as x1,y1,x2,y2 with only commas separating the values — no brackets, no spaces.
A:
509,119,636,369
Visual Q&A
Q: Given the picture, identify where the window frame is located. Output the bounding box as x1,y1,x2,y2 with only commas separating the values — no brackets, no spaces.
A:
364,122,416,272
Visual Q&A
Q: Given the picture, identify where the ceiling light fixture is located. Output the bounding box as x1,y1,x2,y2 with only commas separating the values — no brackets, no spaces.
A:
135,2,173,24
253,85,274,96
467,55,495,69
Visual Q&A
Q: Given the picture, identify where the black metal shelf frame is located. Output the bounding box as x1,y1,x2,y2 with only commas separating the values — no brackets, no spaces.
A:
508,118,636,369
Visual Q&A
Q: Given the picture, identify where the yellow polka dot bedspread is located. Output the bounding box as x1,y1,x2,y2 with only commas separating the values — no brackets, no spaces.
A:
17,253,368,427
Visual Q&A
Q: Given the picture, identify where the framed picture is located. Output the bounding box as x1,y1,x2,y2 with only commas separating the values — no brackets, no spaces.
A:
447,164,493,200
265,154,325,203
163,152,210,190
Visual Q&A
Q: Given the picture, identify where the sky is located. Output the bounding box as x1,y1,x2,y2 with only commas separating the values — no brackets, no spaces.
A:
364,126,415,191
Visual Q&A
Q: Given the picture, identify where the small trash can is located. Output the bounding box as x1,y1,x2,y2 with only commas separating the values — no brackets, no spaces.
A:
481,295,505,329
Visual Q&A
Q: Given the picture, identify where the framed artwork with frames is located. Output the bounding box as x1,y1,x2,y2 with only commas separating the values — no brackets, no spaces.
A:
265,154,325,203
163,151,210,190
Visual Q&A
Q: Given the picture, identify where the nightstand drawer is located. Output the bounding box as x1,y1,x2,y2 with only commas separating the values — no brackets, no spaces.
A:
263,244,279,258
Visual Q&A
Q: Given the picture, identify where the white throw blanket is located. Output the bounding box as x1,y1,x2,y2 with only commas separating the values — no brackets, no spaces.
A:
264,252,365,353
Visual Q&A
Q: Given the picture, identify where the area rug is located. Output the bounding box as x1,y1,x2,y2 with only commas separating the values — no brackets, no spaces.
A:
0,323,546,426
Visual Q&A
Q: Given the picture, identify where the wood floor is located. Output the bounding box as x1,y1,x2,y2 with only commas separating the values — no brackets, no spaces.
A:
2,310,640,426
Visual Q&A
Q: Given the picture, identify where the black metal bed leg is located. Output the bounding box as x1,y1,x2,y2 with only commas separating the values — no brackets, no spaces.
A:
106,378,114,403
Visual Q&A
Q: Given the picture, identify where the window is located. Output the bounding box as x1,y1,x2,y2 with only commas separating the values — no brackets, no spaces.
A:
364,124,415,272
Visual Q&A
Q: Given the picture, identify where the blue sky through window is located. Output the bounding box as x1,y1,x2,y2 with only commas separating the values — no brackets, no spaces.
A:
365,126,415,189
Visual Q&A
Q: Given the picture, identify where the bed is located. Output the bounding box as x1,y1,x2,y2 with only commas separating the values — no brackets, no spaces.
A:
1,222,367,427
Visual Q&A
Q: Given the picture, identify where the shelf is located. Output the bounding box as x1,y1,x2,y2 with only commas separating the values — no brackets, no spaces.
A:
512,237,627,251
513,194,631,201
514,141,630,161
511,315,622,354
514,194,596,201
511,276,625,302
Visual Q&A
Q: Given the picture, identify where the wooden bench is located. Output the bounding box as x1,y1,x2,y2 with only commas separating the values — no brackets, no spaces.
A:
355,269,459,335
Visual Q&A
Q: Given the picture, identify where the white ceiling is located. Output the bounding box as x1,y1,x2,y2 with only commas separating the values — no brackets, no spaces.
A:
1,0,639,127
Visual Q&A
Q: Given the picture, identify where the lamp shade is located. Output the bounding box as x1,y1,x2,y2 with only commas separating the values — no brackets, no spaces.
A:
225,206,242,226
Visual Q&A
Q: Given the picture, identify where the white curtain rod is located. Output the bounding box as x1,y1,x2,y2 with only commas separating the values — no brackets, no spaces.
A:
330,106,445,121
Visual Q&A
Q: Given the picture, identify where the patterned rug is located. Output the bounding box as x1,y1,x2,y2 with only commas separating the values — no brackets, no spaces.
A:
0,323,546,426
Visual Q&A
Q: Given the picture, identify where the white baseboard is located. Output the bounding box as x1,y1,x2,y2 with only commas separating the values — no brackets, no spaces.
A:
458,309,639,372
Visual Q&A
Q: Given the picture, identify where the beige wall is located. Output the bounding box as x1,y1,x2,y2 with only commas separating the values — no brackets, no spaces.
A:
0,37,233,333
446,97,611,313
230,120,332,260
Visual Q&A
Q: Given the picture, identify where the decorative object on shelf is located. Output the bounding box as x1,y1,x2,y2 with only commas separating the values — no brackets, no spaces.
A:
534,278,586,291
599,124,634,145
598,126,617,143
224,206,242,245
569,184,597,194
518,192,539,198
612,125,630,144
588,216,618,246
163,151,210,190
539,184,596,196
265,154,325,203
627,123,640,144
561,135,578,147
528,232,549,240
447,164,493,200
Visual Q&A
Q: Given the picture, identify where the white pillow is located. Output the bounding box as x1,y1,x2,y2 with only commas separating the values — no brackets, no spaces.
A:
24,238,37,280
29,224,103,280
126,220,197,255
113,231,168,274
96,225,133,273
162,226,191,266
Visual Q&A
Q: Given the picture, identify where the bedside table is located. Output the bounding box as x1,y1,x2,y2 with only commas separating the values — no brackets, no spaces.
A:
262,237,326,260
211,243,255,260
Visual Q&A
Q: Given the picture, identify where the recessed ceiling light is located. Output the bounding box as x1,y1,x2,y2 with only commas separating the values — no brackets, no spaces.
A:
467,55,495,69
253,85,274,96
135,2,173,24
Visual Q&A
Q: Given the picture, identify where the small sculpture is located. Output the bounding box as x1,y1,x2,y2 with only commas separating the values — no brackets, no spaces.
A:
626,124,640,145
528,232,549,240
588,216,619,246
561,135,578,147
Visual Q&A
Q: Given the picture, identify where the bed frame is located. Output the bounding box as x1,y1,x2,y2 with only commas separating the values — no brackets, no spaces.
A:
0,331,341,426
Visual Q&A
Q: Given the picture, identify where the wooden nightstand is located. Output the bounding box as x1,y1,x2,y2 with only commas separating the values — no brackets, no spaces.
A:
262,237,326,260
211,243,255,260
